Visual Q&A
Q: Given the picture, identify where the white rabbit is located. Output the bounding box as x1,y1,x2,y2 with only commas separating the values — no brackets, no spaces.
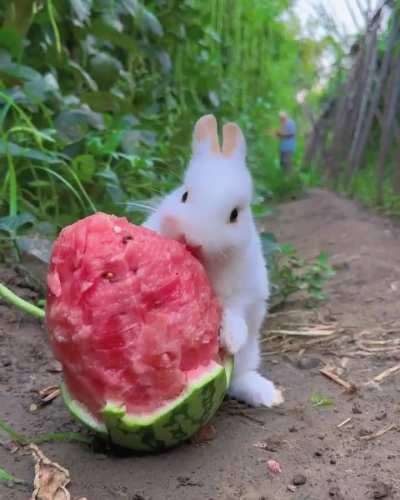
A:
143,115,283,407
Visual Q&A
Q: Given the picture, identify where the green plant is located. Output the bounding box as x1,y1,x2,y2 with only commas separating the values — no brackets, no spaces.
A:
0,0,322,252
262,232,335,307
0,418,92,445
310,393,334,408
0,466,24,485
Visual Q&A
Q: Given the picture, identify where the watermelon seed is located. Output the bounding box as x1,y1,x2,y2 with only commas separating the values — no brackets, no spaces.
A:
102,272,115,281
122,235,133,244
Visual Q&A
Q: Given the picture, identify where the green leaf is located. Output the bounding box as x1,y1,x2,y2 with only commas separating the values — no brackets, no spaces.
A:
310,393,334,408
31,431,92,445
70,0,93,26
260,232,280,258
55,109,104,141
120,0,139,16
28,180,51,189
0,61,39,82
96,167,124,203
208,90,220,107
89,52,122,90
69,60,98,91
0,213,35,234
72,154,96,182
252,203,271,218
156,50,172,73
81,91,121,113
280,243,296,254
0,467,24,485
0,418,91,447
0,140,61,164
89,19,138,53
138,8,164,37
0,27,24,58
0,419,29,445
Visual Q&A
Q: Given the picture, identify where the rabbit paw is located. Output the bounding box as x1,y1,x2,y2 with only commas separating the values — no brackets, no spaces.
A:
220,310,248,354
229,371,284,407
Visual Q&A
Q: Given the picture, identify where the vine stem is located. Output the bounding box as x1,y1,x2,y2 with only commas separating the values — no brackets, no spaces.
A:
0,282,45,319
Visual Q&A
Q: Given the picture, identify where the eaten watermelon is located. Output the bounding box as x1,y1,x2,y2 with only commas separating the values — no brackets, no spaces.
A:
45,212,232,451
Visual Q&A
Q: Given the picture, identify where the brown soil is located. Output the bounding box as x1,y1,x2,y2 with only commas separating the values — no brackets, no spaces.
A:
1,189,400,500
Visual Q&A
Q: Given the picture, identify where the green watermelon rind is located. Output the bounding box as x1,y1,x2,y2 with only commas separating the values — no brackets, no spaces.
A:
61,357,233,452
61,382,108,435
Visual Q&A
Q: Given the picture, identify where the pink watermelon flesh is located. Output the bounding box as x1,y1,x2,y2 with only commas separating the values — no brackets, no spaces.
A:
46,213,222,419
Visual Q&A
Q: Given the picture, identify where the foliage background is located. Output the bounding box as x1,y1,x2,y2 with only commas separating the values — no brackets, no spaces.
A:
304,2,400,216
0,0,322,249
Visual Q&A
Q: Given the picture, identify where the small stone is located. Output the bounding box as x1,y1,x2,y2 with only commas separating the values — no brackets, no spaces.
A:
332,261,350,271
295,357,321,370
287,485,297,493
330,457,337,465
47,360,62,373
255,438,282,452
190,423,216,443
352,402,362,414
289,426,298,433
266,459,282,474
372,481,391,499
314,449,323,457
29,403,38,412
329,486,345,500
292,474,307,486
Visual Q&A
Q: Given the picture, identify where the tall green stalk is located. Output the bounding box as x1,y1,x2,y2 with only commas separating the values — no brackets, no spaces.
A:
0,283,45,319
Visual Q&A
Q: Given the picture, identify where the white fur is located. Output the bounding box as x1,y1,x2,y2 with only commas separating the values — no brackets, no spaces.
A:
144,119,283,407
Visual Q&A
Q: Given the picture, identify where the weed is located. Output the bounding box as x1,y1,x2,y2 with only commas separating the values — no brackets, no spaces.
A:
310,393,334,408
262,232,335,308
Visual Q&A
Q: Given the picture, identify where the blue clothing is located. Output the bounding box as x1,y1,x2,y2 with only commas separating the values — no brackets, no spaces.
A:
280,119,296,152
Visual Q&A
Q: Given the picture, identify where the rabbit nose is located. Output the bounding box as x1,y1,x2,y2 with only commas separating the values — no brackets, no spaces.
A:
161,215,181,238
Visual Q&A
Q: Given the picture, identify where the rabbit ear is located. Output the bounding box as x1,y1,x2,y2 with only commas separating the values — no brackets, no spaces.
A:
192,114,220,156
222,122,246,160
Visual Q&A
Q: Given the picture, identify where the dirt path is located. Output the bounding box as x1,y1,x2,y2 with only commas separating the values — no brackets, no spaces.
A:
1,189,400,500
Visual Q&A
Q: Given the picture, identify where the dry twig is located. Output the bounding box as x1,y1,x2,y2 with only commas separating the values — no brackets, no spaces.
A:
264,324,336,338
372,363,400,383
319,367,357,393
359,424,396,441
337,417,352,428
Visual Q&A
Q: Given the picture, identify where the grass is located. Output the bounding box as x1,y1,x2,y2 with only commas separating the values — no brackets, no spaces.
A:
310,393,334,408
0,466,24,485
0,419,92,446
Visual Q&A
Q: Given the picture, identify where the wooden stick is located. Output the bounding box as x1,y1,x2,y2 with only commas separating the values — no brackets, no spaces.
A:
41,388,61,403
373,363,400,383
359,424,396,441
319,367,357,393
337,417,352,428
38,385,59,396
264,327,335,337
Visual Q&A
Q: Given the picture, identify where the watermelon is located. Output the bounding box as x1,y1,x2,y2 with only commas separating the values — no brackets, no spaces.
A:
45,213,232,451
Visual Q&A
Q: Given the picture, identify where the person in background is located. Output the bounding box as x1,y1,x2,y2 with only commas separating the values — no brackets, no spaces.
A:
276,111,296,172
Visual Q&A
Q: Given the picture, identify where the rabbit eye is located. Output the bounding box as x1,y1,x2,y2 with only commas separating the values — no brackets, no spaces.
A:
181,191,189,203
229,207,239,223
